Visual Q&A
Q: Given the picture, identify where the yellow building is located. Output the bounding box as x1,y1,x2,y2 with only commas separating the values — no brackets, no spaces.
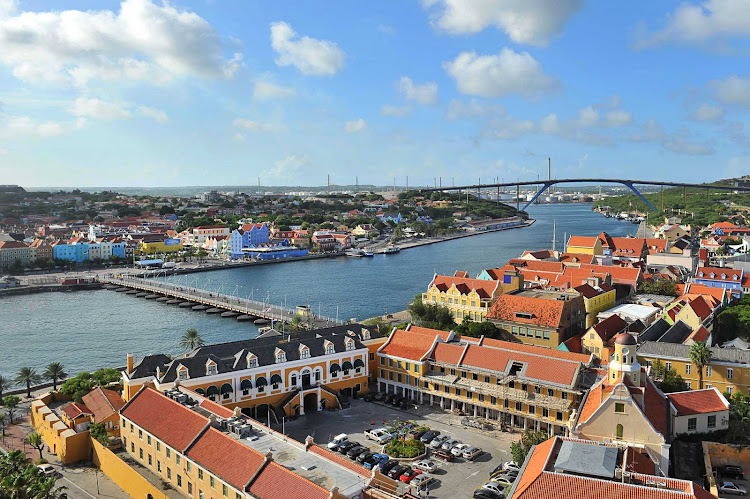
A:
566,235,603,256
377,325,593,435
138,238,183,254
123,324,387,421
422,272,511,323
571,282,616,328
637,341,749,395
580,314,629,362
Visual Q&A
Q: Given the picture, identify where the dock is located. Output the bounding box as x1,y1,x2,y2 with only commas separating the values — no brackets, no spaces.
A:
98,275,343,328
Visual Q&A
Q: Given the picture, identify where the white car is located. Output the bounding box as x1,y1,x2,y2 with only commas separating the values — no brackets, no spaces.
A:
410,474,435,488
503,461,521,471
37,465,57,478
327,433,348,450
481,481,506,495
491,475,515,488
413,460,437,473
441,439,461,451
365,428,393,444
451,443,470,457
720,482,747,496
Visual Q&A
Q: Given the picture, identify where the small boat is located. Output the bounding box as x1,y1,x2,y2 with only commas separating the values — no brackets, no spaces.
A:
345,249,367,257
384,245,400,254
254,318,271,325
362,250,374,257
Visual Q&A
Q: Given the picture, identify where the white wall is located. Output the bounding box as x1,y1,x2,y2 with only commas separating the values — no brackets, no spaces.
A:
673,410,729,436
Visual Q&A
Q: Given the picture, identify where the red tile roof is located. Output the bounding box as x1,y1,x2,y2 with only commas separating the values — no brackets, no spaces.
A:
249,461,330,499
62,402,91,420
308,445,371,477
695,266,743,282
667,388,729,416
199,398,235,418
574,283,604,299
559,252,596,264
81,387,125,422
580,264,641,285
0,240,29,249
643,376,669,437
686,326,710,344
487,293,567,328
686,295,713,321
379,328,437,361
479,336,592,363
568,236,599,248
590,315,629,342
509,259,565,273
429,274,500,299
121,387,208,451
431,342,465,365
186,427,266,491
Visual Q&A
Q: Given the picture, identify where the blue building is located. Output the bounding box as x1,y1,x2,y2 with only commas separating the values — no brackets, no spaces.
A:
692,266,744,297
53,239,90,262
229,223,271,259
378,212,402,224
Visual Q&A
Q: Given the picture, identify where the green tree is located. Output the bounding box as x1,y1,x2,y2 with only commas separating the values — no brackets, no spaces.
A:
88,422,109,446
180,328,205,351
59,369,121,403
0,375,11,404
0,414,5,437
15,367,41,398
689,342,712,390
288,316,305,332
42,363,67,392
510,430,549,465
4,395,20,424
28,432,45,462
0,449,67,499
658,370,689,393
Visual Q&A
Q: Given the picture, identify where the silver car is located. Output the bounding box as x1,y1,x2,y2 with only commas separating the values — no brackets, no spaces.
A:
441,439,460,451
719,482,747,496
430,435,449,449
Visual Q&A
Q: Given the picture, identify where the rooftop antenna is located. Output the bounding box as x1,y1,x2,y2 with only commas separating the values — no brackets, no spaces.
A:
327,174,330,193
548,157,551,181
406,176,409,190
552,219,557,252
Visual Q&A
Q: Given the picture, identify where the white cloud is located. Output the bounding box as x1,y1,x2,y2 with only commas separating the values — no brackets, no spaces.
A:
423,0,582,46
261,153,310,181
634,0,750,48
726,121,750,146
443,48,557,98
0,0,235,86
630,119,665,142
577,106,599,127
487,116,534,139
233,118,285,133
381,105,413,117
710,75,750,109
233,133,245,142
0,115,68,139
689,103,725,122
70,98,131,120
661,132,715,155
538,113,560,134
344,118,367,133
445,98,504,120
270,21,345,76
0,0,16,18
138,105,168,123
398,77,438,105
605,109,633,127
222,53,245,79
253,81,297,100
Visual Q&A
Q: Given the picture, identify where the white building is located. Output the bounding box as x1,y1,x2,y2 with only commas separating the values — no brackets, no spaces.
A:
667,388,730,436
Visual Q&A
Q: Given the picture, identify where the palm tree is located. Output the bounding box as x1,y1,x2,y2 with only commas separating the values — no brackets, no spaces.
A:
180,328,204,351
43,363,67,392
15,367,41,398
689,342,712,390
28,432,44,461
0,375,11,404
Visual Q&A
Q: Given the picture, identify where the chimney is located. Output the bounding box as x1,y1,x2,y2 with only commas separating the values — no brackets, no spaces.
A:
304,435,314,451
126,353,134,375
265,450,274,462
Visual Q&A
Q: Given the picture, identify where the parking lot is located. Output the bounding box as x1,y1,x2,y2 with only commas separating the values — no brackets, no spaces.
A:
281,398,518,498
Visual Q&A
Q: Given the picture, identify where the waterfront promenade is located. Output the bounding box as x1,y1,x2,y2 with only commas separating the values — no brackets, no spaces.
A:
98,274,344,328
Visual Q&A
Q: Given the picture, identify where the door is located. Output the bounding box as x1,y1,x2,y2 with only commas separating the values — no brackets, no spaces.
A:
302,372,311,387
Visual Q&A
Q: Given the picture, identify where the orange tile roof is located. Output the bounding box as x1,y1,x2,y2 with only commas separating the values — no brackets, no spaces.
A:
695,266,743,282
407,325,452,340
429,274,500,299
431,342,465,365
186,427,266,490
81,387,124,422
686,326,710,344
479,337,592,363
559,252,596,264
683,284,727,303
62,402,91,420
511,437,556,497
121,387,208,451
379,328,437,361
646,239,668,252
667,388,728,416
568,236,599,248
487,293,567,328
578,383,603,424
509,259,565,273
581,264,641,285
249,461,330,499
590,315,629,341
199,398,235,418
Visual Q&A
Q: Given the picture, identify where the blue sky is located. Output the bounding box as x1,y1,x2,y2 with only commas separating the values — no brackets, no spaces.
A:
0,0,749,187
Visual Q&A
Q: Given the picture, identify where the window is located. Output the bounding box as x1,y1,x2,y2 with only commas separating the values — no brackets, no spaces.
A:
187,462,191,473
389,359,394,367
276,352,286,363
178,370,188,381
177,475,182,487
148,455,152,466
156,441,160,451
556,411,563,421
519,327,526,336
346,341,355,351
188,483,193,495
504,399,509,408
300,349,310,359
543,331,550,340
542,408,549,418
521,384,528,391
207,364,217,375
389,372,393,381
688,418,697,431
535,330,542,339
615,403,625,413
131,442,135,452
414,364,419,373
534,386,541,394
380,369,385,378
210,477,215,488
528,405,535,415
130,424,133,434
198,469,203,480
708,415,717,429
176,455,181,465
157,461,161,472
139,448,143,459
380,357,385,365
509,381,515,389
478,394,484,402
685,364,691,375
491,396,497,404
728,386,734,395
139,429,143,439
548,389,554,397
248,357,258,368
370,353,375,361
167,468,171,480
706,366,712,377
615,424,623,440
665,362,671,372
405,362,411,371
455,388,461,397
484,376,490,383
728,368,734,380
147,435,151,446
515,402,522,411
166,448,171,458
223,484,228,497
444,386,449,393
705,383,712,389
397,373,402,383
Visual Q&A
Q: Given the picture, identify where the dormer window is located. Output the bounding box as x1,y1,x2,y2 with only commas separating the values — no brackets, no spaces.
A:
246,353,258,369
177,366,189,381
275,348,286,364
699,272,704,277
734,275,739,280
710,273,715,278
721,273,727,279
325,341,335,355
206,361,217,376
362,329,371,340
345,338,355,351
299,345,310,359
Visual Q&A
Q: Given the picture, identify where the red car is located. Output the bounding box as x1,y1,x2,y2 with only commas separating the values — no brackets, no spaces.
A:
400,469,423,484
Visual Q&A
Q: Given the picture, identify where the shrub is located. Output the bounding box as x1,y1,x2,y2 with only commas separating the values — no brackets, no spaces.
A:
384,438,425,458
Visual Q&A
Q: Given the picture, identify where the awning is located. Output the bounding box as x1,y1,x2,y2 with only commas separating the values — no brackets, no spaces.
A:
354,359,365,368
206,385,220,396
220,383,233,394
270,374,283,385
240,379,253,390
342,361,353,371
255,376,268,387
194,388,205,395
329,363,341,374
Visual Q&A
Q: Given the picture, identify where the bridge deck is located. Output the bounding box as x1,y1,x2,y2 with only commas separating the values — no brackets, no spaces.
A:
99,275,343,328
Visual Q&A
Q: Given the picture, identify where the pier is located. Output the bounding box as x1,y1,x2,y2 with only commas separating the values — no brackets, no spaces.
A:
98,275,344,328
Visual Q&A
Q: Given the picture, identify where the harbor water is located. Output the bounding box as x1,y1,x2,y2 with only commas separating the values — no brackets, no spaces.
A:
0,204,633,377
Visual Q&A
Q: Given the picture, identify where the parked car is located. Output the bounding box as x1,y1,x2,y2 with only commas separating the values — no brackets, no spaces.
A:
420,430,440,444
400,469,423,484
490,475,515,488
374,392,387,402
410,474,435,489
357,451,377,464
337,441,358,454
413,460,437,473
451,443,470,457
441,439,461,451
411,428,428,440
397,398,408,409
492,470,518,482
37,465,57,478
346,445,368,459
383,394,395,404
381,460,400,476
365,428,393,444
365,454,389,470
363,393,375,402
481,482,506,495
327,433,348,450
391,396,402,406
388,465,411,480
720,482,747,496
503,461,521,472
463,446,483,461
718,465,745,479
473,489,499,499
430,435,449,449
433,449,454,462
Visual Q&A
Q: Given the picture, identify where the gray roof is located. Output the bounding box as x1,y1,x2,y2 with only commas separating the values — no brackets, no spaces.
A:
657,321,693,345
553,440,618,479
637,318,671,343
638,341,750,364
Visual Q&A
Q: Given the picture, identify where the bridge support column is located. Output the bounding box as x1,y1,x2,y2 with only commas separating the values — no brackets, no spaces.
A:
622,182,657,212
521,181,555,211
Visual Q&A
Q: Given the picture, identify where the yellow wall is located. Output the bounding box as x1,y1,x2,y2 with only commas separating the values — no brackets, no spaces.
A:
422,284,496,324
639,354,749,394
139,241,183,254
92,439,173,499
581,290,616,328
31,396,92,465
566,239,603,256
